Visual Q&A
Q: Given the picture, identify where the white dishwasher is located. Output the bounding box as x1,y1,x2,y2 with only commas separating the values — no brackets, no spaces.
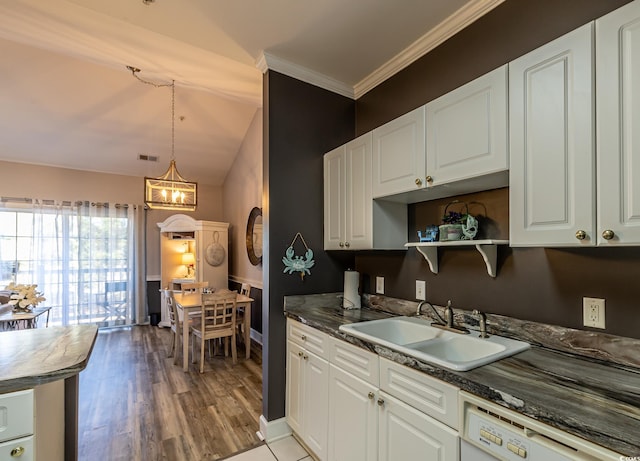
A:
459,391,621,461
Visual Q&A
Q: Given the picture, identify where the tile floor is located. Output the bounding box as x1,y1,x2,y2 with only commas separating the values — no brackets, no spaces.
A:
224,435,311,461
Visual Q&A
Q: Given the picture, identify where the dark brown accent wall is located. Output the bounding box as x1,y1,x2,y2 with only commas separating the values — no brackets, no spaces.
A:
357,0,633,133
262,71,355,421
354,0,640,339
262,0,639,427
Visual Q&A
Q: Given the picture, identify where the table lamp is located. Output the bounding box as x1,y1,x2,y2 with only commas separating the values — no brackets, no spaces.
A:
182,252,195,278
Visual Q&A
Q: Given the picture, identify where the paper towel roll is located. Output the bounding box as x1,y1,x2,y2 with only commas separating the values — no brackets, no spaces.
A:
343,270,361,309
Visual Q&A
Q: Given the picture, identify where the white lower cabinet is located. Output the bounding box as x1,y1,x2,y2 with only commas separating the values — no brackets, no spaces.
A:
0,389,35,460
287,320,462,461
286,321,329,460
328,363,377,461
325,333,461,461
0,436,34,461
378,391,459,461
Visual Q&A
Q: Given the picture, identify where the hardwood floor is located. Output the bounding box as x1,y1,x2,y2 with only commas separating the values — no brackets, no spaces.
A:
78,325,263,461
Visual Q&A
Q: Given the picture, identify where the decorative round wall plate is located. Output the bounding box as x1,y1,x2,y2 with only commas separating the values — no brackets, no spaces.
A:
205,231,226,266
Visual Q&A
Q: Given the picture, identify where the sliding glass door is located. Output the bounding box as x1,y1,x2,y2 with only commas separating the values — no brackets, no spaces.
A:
0,199,142,327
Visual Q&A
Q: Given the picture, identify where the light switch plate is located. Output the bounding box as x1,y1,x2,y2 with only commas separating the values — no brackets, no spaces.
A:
376,276,384,294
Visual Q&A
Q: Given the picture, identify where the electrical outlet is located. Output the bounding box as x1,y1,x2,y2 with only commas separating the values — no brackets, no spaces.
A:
376,276,384,294
583,297,605,329
416,280,426,300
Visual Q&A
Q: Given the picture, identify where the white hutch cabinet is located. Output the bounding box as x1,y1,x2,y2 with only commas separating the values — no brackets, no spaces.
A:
157,214,229,327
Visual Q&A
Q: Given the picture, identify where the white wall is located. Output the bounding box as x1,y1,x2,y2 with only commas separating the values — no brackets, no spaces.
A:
223,109,263,288
0,160,224,277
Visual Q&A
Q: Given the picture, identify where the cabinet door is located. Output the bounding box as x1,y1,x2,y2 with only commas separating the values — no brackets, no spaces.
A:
303,351,329,461
509,23,595,246
596,2,640,245
345,134,373,250
328,364,377,461
372,106,426,198
426,65,508,186
378,392,459,461
286,340,305,435
324,146,346,250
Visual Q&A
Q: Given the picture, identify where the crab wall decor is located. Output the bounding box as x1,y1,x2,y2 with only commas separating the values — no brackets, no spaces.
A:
282,232,315,280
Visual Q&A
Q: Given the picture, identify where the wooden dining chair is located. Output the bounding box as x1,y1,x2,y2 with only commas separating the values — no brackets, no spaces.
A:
190,291,238,373
236,283,251,344
164,289,184,364
181,281,209,293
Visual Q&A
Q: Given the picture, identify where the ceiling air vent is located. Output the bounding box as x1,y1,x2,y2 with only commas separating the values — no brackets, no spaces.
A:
138,154,159,162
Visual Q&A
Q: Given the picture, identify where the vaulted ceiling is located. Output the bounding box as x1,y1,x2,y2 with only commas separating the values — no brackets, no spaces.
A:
0,0,503,186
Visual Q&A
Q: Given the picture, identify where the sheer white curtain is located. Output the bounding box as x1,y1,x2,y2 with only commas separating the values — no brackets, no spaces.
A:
0,198,146,327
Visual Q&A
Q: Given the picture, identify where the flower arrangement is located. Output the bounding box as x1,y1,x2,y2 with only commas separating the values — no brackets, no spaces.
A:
5,283,46,313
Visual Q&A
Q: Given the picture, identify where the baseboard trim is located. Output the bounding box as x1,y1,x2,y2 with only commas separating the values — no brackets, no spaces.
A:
258,415,291,443
250,329,263,345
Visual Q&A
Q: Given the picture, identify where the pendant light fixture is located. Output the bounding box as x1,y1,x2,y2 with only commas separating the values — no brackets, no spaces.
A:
128,66,197,211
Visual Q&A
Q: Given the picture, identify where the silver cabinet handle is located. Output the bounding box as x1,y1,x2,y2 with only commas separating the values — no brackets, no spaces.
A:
368,392,375,400
575,230,586,240
377,398,385,406
344,242,350,248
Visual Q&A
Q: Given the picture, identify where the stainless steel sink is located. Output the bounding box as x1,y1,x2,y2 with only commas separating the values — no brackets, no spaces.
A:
339,316,530,371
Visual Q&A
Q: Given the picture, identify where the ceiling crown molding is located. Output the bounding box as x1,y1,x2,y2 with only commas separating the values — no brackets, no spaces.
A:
257,0,504,101
354,0,505,99
256,52,354,99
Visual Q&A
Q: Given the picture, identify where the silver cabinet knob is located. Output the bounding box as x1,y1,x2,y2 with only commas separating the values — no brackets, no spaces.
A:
344,242,350,248
575,230,586,240
415,178,422,186
377,398,385,406
426,175,433,183
300,334,306,341
339,242,344,247
303,354,308,360
602,229,615,240
368,392,375,400
298,351,303,357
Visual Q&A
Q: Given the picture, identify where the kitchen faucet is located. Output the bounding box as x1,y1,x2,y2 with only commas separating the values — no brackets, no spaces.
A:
417,300,469,334
472,309,489,338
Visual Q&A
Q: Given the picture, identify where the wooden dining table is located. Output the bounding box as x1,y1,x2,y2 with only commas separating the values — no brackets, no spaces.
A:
0,305,52,331
173,292,254,372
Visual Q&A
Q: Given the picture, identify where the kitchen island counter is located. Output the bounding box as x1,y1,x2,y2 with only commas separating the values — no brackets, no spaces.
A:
0,325,97,393
0,324,98,461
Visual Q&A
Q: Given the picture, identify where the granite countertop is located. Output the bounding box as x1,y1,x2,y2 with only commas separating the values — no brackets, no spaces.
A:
284,293,640,456
0,325,98,393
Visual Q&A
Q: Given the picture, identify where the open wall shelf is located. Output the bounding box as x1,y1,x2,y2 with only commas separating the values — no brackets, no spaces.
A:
405,240,509,277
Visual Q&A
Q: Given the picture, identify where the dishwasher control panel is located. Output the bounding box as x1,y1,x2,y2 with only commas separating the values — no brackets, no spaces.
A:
460,391,622,461
467,411,570,460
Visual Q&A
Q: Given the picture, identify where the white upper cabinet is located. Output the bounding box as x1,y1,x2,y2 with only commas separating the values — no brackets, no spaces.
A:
324,133,407,250
324,134,373,250
509,23,595,246
596,1,640,245
324,144,347,250
372,106,426,198
426,65,508,187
